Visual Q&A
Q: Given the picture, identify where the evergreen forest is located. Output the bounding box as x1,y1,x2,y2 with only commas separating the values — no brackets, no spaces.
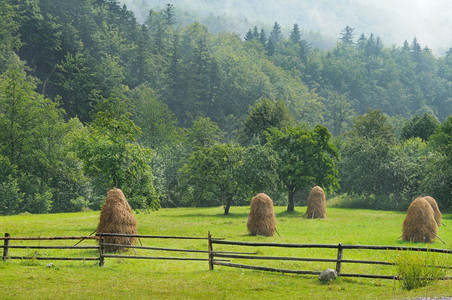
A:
1,0,452,215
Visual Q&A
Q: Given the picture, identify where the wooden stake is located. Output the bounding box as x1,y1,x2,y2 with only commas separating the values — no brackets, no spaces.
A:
2,233,10,261
208,231,214,271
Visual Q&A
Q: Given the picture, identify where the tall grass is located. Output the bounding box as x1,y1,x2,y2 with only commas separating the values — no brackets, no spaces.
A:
395,249,451,290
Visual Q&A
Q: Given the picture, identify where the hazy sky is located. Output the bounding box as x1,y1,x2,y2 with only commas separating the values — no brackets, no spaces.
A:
122,0,452,54
349,0,452,54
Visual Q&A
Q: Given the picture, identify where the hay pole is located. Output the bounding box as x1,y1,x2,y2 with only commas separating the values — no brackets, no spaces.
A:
428,229,447,245
74,229,97,246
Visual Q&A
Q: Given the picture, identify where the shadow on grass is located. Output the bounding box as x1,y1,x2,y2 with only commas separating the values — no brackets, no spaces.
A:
276,210,305,218
174,212,249,219
394,239,448,248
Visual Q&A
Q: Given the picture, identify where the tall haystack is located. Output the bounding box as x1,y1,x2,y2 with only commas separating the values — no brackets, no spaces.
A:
423,196,442,227
97,188,137,252
306,186,326,219
402,196,437,243
247,193,276,237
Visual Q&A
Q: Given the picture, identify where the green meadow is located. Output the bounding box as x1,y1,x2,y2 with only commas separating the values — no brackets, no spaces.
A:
1,205,451,300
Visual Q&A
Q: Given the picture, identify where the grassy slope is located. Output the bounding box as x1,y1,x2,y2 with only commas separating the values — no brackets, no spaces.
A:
1,205,451,299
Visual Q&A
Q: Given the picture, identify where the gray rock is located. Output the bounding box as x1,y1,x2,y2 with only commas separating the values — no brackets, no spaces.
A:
319,269,337,281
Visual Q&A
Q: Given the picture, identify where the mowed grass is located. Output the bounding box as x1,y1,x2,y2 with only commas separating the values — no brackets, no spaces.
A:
1,205,451,300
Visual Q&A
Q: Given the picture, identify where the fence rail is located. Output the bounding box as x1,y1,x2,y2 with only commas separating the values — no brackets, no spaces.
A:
2,232,451,280
209,239,452,280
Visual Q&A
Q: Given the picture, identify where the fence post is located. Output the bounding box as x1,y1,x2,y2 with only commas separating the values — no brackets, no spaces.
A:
99,236,105,266
336,243,343,275
3,233,10,261
208,231,214,271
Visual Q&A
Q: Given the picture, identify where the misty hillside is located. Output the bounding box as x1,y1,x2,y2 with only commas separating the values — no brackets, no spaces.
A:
120,0,452,54
2,0,452,216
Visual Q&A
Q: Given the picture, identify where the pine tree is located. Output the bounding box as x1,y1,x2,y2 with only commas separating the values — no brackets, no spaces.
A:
290,23,301,44
340,26,355,44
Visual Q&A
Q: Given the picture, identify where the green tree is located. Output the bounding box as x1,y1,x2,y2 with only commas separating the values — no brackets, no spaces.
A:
421,116,452,209
186,116,224,149
129,84,178,149
238,99,295,145
338,137,398,207
400,113,439,141
267,22,282,56
180,141,281,214
290,24,301,44
0,0,21,72
55,52,97,123
73,91,159,210
180,143,245,214
0,154,22,215
323,91,355,136
0,61,90,214
340,26,354,44
267,125,339,211
351,108,395,142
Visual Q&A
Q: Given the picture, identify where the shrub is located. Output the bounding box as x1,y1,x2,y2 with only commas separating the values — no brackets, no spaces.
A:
395,249,450,290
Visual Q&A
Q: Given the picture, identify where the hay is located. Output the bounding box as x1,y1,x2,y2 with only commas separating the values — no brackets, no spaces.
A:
306,186,326,219
247,193,276,237
423,196,442,227
97,188,137,252
402,197,437,243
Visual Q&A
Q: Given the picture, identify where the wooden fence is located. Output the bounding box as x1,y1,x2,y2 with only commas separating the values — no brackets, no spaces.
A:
209,239,452,280
2,232,451,280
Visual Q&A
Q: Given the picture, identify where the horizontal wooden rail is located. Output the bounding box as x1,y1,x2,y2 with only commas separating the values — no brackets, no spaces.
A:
212,240,339,248
3,245,98,250
215,261,322,276
7,256,99,261
96,233,218,240
102,254,229,262
0,236,98,241
211,239,452,280
211,240,452,254
3,232,451,280
212,253,395,266
101,243,257,255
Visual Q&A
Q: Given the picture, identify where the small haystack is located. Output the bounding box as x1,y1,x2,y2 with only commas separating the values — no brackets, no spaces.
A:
97,188,137,252
305,186,326,219
247,193,276,237
402,196,437,243
423,196,442,227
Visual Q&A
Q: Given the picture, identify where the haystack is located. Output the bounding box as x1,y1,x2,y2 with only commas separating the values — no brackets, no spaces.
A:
247,193,276,237
97,188,137,252
305,186,326,219
402,196,437,243
423,196,442,227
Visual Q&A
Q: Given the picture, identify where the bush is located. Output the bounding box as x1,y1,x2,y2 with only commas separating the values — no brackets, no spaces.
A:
395,249,450,290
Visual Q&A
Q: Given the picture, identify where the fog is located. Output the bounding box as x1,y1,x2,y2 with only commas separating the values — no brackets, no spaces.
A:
121,0,452,54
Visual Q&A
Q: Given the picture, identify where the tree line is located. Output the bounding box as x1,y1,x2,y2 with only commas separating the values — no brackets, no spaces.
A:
0,0,451,215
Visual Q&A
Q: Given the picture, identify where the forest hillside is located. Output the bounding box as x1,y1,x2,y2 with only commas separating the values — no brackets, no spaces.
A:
1,0,451,215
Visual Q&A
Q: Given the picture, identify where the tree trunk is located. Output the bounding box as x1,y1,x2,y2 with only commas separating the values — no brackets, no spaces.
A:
287,187,295,212
223,196,232,215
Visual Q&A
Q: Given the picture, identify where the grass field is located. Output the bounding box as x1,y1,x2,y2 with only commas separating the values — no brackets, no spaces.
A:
1,205,451,299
